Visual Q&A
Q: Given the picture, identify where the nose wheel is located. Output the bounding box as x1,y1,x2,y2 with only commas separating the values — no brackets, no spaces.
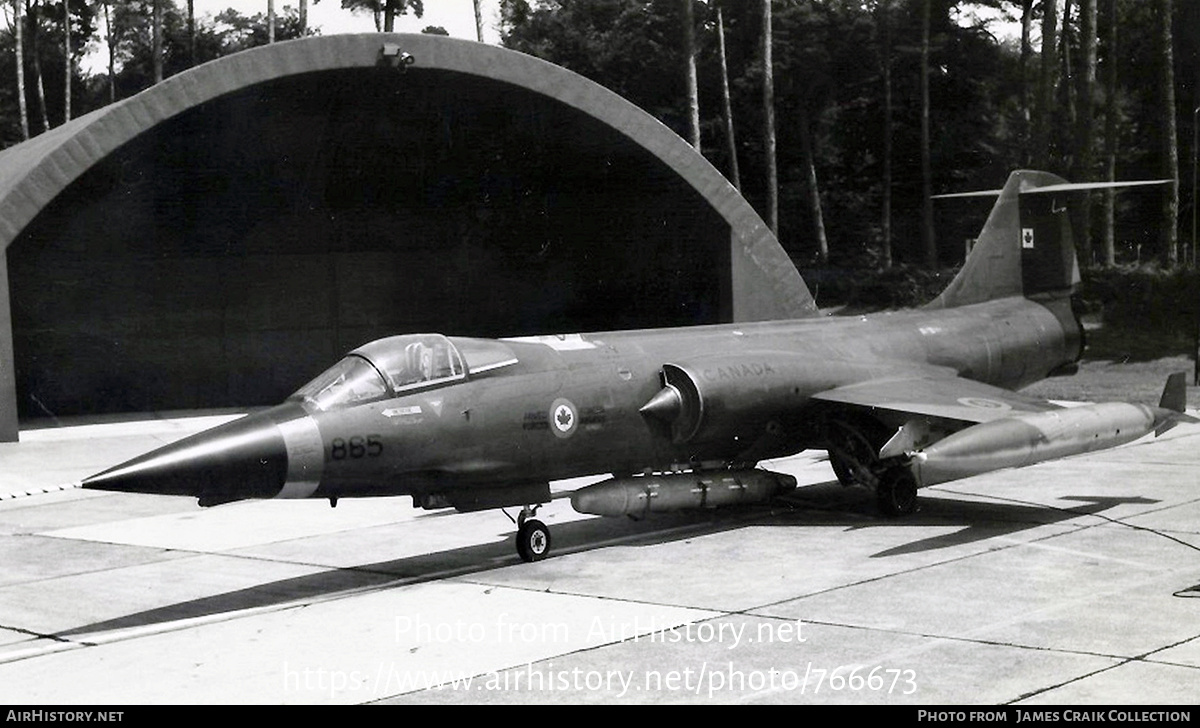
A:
515,505,551,562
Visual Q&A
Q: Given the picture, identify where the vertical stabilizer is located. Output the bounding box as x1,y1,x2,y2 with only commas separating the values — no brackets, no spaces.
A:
926,170,1076,309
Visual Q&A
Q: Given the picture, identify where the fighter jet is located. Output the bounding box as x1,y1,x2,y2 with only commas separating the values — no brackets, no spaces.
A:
83,170,1188,562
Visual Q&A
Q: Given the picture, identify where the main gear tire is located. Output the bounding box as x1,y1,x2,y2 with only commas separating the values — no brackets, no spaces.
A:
876,469,919,517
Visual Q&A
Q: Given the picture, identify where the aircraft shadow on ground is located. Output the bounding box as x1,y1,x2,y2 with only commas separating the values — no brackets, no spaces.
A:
53,483,1156,639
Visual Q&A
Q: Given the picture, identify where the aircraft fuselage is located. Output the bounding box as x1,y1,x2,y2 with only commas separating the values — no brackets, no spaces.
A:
311,295,1078,501
81,294,1080,513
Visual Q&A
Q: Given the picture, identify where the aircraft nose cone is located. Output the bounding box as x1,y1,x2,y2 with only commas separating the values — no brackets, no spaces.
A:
82,407,296,505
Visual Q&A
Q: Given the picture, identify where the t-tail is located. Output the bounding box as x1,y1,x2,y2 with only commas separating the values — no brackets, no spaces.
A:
925,170,1169,371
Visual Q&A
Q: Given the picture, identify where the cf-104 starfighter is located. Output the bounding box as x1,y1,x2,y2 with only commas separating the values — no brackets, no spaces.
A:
83,171,1191,561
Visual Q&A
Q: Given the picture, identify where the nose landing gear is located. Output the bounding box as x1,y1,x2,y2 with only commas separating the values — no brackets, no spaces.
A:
515,504,551,562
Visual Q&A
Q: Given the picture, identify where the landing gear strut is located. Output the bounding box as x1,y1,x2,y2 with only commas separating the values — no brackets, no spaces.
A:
826,416,920,516
515,505,551,562
826,417,889,488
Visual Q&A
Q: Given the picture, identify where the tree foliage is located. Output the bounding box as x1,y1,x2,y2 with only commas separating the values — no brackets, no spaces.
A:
500,0,1198,269
0,0,313,145
0,0,1195,269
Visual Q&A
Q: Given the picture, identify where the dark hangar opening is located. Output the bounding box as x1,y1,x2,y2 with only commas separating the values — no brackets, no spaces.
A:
8,67,731,418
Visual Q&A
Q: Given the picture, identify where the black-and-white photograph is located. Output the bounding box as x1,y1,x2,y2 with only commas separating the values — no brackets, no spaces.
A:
0,0,1197,708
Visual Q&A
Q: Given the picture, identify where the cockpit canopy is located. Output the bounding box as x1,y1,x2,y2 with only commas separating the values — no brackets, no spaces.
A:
291,334,518,411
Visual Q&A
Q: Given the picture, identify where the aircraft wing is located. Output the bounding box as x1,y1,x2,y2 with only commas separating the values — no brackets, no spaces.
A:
810,374,1063,424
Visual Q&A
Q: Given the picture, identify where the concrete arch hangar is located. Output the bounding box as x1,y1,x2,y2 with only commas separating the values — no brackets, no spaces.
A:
0,33,816,440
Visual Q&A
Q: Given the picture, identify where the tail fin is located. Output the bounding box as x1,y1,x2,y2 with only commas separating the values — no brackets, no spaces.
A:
926,170,1077,309
927,171,1170,309
1154,372,1199,435
1158,372,1189,414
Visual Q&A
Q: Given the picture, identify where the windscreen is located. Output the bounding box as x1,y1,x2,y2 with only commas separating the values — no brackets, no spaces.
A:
292,355,389,411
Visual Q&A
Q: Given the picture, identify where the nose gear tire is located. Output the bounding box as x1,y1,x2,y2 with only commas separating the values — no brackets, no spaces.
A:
516,519,551,562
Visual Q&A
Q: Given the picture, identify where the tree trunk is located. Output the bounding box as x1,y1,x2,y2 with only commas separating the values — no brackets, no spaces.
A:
102,0,114,103
717,7,740,190
152,0,162,83
300,0,307,35
1060,0,1075,138
683,0,699,151
472,0,482,42
384,0,395,32
879,0,893,268
188,0,195,65
1073,0,1097,266
1036,0,1059,168
1159,0,1179,266
268,0,275,42
763,0,777,234
920,0,935,268
29,0,49,132
1101,0,1117,267
14,0,28,139
62,0,69,123
1019,0,1033,165
799,105,828,263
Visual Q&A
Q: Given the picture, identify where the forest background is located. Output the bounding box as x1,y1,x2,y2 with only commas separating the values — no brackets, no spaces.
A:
1,0,1197,321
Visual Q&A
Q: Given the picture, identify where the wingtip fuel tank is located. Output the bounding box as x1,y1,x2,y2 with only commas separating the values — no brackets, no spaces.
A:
896,374,1198,489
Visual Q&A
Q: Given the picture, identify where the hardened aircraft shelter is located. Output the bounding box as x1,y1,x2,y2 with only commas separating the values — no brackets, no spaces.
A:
0,33,813,441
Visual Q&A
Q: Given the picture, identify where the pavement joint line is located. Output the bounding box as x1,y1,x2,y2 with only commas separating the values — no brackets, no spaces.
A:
783,616,1167,663
742,522,1094,609
1005,631,1200,705
3,532,429,592
453,575,738,616
0,598,320,666
14,492,1168,624
367,608,779,702
738,513,1188,622
0,622,78,644
931,489,1200,554
756,560,1199,670
5,489,1192,682
0,539,194,589
455,493,1138,615
0,482,83,501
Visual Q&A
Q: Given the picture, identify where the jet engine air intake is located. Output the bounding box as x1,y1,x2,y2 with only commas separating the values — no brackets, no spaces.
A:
640,353,810,445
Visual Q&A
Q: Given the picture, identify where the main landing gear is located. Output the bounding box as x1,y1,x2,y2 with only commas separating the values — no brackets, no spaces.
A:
875,467,918,517
826,416,919,517
514,504,551,562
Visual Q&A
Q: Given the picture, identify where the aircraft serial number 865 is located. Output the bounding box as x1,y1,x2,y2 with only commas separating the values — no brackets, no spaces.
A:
330,436,383,460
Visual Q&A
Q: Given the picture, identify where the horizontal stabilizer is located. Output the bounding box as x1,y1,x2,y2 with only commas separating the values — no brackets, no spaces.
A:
933,179,1169,199
928,172,1171,309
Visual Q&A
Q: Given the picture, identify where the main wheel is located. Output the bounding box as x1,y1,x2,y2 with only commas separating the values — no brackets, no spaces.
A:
876,468,919,517
826,417,890,487
516,519,551,562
